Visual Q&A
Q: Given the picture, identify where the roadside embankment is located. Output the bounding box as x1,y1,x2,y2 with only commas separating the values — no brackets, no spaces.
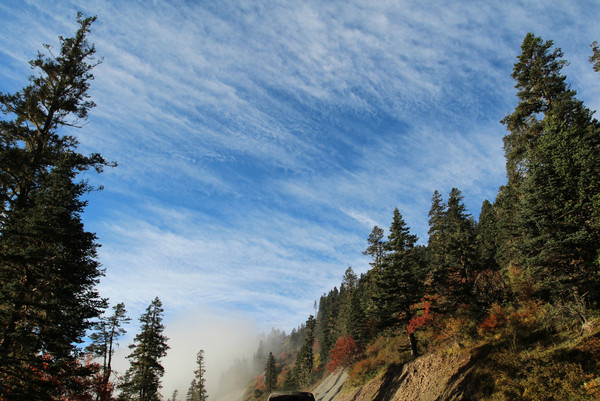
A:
313,348,482,401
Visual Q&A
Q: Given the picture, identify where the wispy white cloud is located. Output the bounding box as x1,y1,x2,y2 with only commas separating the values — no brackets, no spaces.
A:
96,202,365,330
2,0,600,395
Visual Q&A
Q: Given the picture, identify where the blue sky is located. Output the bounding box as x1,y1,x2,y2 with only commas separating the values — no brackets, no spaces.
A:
2,0,600,395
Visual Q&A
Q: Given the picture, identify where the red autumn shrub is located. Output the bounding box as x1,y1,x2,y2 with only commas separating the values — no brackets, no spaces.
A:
407,301,436,334
326,336,361,372
479,303,507,333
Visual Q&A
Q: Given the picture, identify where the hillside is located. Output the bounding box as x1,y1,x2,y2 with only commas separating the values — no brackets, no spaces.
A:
241,319,600,400
308,325,600,401
313,348,481,401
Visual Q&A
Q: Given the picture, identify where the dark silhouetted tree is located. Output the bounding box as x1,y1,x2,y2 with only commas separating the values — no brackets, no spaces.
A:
191,350,208,401
444,188,477,304
363,226,386,268
591,41,600,74
294,315,315,388
476,200,499,271
370,209,425,355
87,302,130,401
501,33,600,302
315,288,339,368
186,379,197,401
0,13,113,399
119,298,169,401
264,352,277,394
427,190,447,284
427,190,477,311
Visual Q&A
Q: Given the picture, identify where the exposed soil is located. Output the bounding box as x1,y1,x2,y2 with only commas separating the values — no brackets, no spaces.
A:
313,348,483,401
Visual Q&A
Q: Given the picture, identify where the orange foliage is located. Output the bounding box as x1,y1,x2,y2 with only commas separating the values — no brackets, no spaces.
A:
276,368,290,388
479,303,507,333
407,301,436,334
583,377,600,399
255,374,266,392
326,336,361,372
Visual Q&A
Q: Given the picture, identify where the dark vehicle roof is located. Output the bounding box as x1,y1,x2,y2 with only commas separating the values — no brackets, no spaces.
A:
267,391,315,401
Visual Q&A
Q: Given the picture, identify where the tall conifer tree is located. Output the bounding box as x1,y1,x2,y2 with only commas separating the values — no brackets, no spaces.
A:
427,190,447,285
295,315,315,388
0,14,112,398
87,302,131,401
370,209,424,355
336,267,357,338
444,188,477,304
363,226,386,268
119,298,170,401
427,190,477,310
335,268,368,345
315,289,339,367
264,352,277,394
192,350,208,401
476,200,499,271
501,33,600,302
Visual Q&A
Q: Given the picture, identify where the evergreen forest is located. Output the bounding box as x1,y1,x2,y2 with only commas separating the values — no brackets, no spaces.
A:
240,33,600,401
2,12,600,401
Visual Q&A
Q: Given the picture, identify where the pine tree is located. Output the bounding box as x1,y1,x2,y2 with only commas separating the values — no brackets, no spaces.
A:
336,267,357,338
426,190,477,310
385,208,418,254
193,350,208,401
341,267,358,290
590,41,600,74
493,184,521,270
186,379,197,401
335,268,368,345
87,302,131,401
171,389,179,401
444,188,477,304
347,281,369,345
253,340,267,373
0,13,113,399
362,226,386,268
281,369,297,391
369,209,424,355
501,34,571,184
476,200,499,271
473,200,506,307
315,289,339,368
264,352,277,394
497,34,570,270
294,315,315,388
501,33,600,302
427,190,447,282
119,298,170,401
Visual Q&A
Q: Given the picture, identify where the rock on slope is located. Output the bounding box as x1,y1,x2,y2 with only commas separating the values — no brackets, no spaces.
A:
313,349,481,401
313,369,349,401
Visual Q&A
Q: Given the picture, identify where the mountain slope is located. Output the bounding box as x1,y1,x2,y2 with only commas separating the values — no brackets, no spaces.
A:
313,348,482,401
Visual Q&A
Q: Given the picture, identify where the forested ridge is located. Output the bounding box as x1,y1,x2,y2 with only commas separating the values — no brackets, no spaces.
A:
240,34,600,401
2,12,600,401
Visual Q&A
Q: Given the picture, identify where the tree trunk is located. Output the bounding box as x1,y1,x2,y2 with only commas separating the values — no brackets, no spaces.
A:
408,332,418,357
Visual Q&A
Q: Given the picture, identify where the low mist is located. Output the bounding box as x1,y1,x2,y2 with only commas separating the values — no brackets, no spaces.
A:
111,307,263,401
